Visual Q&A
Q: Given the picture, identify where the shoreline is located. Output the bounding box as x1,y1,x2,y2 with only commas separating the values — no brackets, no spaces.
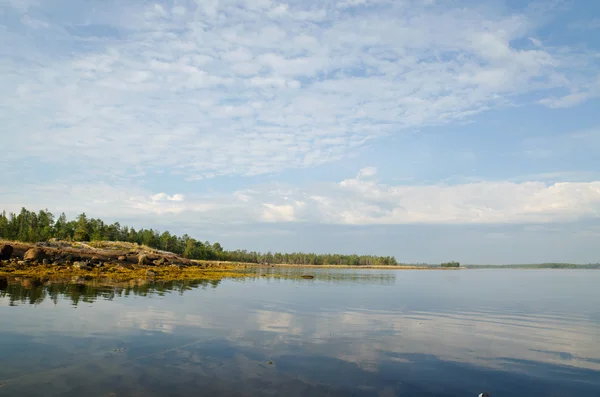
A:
220,262,461,270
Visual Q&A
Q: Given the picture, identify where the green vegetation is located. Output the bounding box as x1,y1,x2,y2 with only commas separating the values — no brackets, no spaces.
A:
0,207,398,266
440,261,460,268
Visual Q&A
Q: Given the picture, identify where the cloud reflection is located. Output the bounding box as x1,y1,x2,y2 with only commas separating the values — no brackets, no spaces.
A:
1,271,599,396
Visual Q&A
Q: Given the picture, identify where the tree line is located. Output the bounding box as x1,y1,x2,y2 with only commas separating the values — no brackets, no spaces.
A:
440,261,460,268
466,263,600,269
0,208,399,266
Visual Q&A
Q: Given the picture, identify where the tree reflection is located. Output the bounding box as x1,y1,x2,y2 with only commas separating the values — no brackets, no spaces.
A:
0,277,222,306
0,270,395,306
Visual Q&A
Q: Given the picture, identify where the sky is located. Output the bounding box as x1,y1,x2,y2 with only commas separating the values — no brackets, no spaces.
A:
1,0,600,264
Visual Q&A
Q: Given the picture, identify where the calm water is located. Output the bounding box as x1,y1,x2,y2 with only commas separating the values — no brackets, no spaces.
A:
1,269,599,397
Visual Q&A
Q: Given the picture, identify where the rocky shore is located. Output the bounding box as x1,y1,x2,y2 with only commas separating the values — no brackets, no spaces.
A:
0,240,246,282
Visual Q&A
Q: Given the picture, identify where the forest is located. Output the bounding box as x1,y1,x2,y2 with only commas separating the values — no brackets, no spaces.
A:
0,208,399,266
440,261,460,268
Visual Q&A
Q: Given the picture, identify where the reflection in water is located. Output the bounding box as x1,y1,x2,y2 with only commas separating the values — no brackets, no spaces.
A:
0,269,396,306
0,270,599,397
0,277,223,306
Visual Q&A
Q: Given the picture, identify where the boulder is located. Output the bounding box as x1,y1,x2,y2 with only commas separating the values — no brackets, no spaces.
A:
117,255,127,262
145,270,156,277
0,244,13,260
138,254,149,266
24,248,45,261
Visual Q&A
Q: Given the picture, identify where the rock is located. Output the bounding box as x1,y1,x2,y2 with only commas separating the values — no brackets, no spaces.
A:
117,255,127,261
42,259,49,265
73,262,92,271
145,270,156,277
24,248,45,261
0,245,13,260
153,258,166,266
138,254,149,266
300,275,315,279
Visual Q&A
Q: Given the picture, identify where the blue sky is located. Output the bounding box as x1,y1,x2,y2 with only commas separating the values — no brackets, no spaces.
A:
1,0,600,264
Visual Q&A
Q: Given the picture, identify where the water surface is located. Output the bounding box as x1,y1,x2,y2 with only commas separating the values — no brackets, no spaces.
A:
1,269,599,396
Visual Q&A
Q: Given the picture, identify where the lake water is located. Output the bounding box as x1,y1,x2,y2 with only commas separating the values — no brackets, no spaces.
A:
1,269,599,397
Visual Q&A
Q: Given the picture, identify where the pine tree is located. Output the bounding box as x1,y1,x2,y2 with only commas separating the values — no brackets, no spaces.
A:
73,213,90,241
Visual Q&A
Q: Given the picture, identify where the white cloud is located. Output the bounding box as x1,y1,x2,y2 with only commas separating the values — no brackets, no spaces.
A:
2,0,598,182
7,0,38,12
2,169,600,226
357,166,377,178
172,5,187,17
20,15,50,29
262,203,297,222
150,193,185,202
539,92,594,108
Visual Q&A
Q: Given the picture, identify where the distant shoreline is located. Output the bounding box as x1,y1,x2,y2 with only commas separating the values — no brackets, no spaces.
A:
465,264,600,269
194,261,463,270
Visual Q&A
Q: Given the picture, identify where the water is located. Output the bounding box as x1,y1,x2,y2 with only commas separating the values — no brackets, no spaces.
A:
1,269,599,397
